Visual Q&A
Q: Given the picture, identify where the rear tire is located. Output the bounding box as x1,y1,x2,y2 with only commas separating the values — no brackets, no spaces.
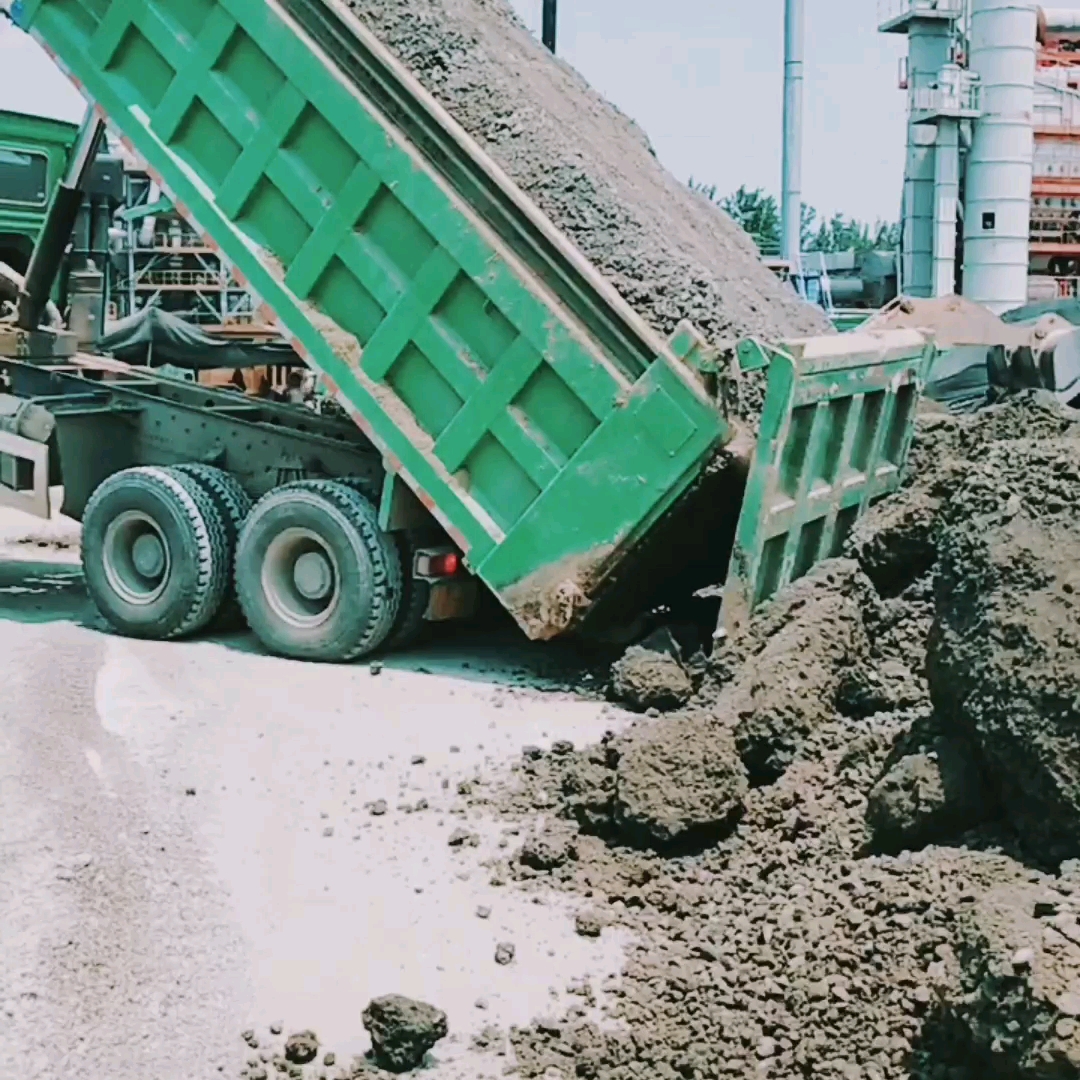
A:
81,466,230,639
171,464,252,551
235,480,402,661
386,530,432,650
172,464,252,626
336,475,430,651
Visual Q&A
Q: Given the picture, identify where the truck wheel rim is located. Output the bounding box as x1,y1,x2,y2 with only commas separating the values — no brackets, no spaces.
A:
261,527,341,629
102,510,171,606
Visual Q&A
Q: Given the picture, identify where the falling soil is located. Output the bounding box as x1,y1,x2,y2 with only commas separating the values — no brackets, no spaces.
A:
345,0,828,406
476,392,1080,1079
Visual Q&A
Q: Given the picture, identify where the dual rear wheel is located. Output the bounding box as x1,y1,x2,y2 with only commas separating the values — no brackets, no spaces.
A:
81,467,413,660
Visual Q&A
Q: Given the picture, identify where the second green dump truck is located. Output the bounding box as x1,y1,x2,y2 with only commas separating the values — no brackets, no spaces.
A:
0,0,933,661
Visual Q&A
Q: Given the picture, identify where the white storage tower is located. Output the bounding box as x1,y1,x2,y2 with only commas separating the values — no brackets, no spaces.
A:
963,0,1038,313
880,0,1037,312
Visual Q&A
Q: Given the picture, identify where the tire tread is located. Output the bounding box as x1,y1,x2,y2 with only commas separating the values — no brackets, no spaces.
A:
82,466,229,639
235,479,401,661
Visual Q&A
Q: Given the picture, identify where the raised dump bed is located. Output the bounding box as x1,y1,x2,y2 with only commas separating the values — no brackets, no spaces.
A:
4,0,934,660
10,0,732,638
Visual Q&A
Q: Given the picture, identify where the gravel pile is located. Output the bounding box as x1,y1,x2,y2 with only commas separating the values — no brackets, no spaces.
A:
347,0,829,368
482,392,1080,1079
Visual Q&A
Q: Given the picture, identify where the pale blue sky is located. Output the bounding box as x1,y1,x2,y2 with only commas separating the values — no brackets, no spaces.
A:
5,1,1080,224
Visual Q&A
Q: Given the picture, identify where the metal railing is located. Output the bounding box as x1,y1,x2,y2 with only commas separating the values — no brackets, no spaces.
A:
912,79,981,116
134,268,226,288
1028,274,1080,299
878,0,963,27
1031,208,1080,246
149,231,203,250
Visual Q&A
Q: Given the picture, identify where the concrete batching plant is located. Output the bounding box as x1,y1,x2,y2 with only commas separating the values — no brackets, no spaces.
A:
880,0,1080,313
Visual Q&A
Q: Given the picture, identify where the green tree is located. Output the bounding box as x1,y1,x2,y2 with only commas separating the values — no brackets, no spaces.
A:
692,182,781,254
692,180,898,257
803,213,900,254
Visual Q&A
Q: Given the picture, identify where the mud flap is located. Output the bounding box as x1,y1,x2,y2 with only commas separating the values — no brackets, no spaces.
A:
0,427,52,520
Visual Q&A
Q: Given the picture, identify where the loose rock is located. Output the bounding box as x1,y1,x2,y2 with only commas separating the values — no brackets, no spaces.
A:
574,910,604,938
361,995,448,1073
284,1030,319,1065
447,827,479,848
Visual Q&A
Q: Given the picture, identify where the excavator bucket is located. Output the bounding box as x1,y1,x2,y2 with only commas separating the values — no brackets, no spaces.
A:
719,328,935,640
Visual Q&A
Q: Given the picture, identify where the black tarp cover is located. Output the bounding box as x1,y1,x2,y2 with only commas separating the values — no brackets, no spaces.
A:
96,306,297,370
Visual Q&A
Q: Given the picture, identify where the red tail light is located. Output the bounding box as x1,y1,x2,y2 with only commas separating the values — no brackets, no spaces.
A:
415,550,462,577
430,552,460,576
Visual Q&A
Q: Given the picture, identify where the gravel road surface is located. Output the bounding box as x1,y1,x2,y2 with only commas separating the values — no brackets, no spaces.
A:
0,505,631,1079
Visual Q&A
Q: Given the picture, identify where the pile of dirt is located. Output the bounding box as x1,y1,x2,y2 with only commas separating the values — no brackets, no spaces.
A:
498,720,1064,1080
348,0,828,394
941,875,1080,1075
849,391,1080,866
481,393,1080,1079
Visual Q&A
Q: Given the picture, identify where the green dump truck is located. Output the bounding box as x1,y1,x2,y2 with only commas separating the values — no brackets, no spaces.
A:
0,0,934,662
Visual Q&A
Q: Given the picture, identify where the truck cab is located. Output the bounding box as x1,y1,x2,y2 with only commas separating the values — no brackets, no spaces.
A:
0,108,78,275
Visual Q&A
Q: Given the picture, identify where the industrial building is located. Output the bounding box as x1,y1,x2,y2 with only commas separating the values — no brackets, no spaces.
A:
881,0,1080,311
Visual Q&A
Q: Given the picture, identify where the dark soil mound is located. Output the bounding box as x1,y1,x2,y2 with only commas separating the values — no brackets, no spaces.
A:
928,434,1080,867
483,393,1080,1080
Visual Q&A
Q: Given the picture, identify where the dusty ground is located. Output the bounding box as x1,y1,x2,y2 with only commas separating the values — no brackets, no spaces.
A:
0,504,635,1079
5,394,1079,1080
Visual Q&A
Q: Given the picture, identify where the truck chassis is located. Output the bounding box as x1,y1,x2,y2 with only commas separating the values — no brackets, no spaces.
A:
0,345,476,659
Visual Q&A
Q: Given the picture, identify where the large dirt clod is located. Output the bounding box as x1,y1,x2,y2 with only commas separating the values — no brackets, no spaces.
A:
347,0,827,422
712,559,873,784
612,713,747,849
928,435,1080,866
609,628,693,713
361,995,448,1073
517,827,576,871
865,738,990,854
846,487,941,598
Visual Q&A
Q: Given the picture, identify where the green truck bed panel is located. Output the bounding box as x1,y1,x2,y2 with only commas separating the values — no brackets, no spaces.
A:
13,0,728,636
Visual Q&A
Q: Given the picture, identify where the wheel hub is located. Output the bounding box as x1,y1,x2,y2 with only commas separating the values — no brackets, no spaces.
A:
261,526,341,628
132,533,166,578
293,550,334,600
101,510,171,606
